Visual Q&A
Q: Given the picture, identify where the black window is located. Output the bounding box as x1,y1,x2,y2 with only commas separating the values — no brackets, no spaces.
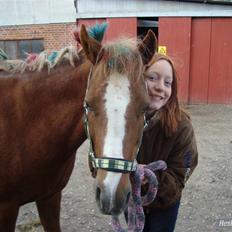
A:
0,39,44,60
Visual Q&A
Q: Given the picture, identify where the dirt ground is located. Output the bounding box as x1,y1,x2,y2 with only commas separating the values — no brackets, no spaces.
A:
16,104,232,232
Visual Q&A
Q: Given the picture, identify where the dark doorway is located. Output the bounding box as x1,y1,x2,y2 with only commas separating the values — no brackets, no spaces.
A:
137,17,159,40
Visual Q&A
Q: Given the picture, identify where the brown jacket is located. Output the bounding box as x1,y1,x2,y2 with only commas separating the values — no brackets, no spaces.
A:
137,111,198,210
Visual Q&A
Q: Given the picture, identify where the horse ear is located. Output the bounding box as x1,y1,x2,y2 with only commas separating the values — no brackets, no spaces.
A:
138,30,157,65
80,24,102,64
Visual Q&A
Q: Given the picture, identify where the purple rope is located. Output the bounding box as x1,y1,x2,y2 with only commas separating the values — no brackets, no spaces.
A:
111,160,167,232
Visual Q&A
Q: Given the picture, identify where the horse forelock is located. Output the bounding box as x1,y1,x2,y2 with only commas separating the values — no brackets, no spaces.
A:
100,38,143,82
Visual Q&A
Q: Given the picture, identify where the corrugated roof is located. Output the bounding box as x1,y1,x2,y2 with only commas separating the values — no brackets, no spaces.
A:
176,0,232,5
75,0,232,18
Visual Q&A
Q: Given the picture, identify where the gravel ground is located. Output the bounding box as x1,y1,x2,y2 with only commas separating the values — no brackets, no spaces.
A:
16,104,232,232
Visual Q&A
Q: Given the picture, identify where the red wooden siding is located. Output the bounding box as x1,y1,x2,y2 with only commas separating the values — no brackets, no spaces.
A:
159,17,232,104
189,18,232,104
77,18,137,42
106,18,137,40
208,18,232,104
189,18,212,104
77,17,232,104
158,17,192,103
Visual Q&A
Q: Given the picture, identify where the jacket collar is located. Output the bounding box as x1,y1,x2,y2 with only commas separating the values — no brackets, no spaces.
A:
144,111,160,131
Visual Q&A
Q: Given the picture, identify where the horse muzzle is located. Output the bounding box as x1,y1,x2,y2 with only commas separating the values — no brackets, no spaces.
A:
95,184,131,215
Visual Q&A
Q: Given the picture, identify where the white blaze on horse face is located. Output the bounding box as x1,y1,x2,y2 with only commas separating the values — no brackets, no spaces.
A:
103,73,130,199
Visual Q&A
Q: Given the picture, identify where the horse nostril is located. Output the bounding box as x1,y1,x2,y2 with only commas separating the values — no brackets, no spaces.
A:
126,191,131,204
96,186,101,201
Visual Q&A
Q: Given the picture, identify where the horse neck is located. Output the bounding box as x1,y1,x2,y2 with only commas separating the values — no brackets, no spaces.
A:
22,61,89,103
21,61,91,155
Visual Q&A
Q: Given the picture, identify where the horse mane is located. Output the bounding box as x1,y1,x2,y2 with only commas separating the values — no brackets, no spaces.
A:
87,22,108,43
0,22,108,74
0,46,81,74
101,38,143,81
26,46,81,72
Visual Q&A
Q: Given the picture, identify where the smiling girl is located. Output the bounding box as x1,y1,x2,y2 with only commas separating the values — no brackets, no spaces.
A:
138,54,198,232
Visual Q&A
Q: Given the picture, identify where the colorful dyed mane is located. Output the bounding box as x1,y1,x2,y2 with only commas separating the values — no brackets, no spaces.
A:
0,47,81,73
99,38,143,79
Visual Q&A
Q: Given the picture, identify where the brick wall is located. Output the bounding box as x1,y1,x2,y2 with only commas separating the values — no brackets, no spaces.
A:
0,22,78,51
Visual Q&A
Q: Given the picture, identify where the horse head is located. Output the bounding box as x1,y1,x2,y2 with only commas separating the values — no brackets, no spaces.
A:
80,25,157,215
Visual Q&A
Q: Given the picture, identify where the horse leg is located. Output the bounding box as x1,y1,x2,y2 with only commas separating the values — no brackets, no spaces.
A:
36,191,62,232
0,202,19,232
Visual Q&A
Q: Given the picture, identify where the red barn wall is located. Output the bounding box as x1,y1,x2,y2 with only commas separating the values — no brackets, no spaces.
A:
158,17,232,104
208,18,232,104
77,17,232,104
77,18,137,42
158,17,191,103
189,18,211,104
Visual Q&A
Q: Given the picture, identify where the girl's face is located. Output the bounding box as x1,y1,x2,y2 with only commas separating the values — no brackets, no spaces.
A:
145,59,173,112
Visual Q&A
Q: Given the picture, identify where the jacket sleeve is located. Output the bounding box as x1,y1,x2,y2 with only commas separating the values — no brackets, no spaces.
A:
149,120,198,210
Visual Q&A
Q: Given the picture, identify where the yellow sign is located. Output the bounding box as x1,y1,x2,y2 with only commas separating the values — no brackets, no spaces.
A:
158,46,167,55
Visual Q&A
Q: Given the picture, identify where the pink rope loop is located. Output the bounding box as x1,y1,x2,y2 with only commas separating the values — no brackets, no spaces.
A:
111,160,167,232
141,168,158,206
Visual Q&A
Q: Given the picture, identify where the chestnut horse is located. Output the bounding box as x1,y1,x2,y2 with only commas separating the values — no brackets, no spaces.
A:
80,26,157,215
0,24,107,232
